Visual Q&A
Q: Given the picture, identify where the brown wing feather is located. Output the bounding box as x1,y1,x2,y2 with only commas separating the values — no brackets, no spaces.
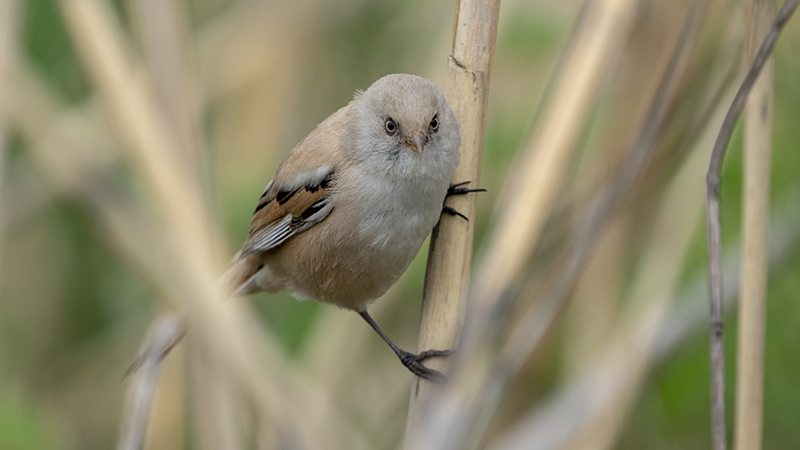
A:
228,102,352,295
249,182,328,235
239,170,335,258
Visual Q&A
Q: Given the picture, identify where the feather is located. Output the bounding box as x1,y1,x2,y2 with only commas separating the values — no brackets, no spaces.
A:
240,168,335,258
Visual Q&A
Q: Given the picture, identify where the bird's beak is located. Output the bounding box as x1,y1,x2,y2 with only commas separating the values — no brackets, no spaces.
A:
405,131,428,154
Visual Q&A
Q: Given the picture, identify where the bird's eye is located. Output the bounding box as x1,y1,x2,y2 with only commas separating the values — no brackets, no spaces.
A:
385,118,397,135
430,115,439,132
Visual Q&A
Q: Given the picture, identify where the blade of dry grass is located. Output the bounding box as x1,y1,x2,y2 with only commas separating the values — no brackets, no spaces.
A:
734,2,775,450
704,2,798,449
490,21,706,442
404,0,501,446
118,316,186,450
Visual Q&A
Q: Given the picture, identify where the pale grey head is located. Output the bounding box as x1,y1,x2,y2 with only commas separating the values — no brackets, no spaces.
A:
343,74,461,181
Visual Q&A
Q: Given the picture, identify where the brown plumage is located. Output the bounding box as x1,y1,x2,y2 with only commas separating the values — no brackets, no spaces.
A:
224,74,469,380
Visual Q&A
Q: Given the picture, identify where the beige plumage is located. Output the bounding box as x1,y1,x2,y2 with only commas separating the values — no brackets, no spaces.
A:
225,74,477,380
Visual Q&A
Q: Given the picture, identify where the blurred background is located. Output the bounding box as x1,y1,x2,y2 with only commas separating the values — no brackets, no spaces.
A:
0,0,799,449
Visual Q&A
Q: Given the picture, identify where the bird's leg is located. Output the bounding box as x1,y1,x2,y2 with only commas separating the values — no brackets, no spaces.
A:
442,181,486,221
358,311,453,382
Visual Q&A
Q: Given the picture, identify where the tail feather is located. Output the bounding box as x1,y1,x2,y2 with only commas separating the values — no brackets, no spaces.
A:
221,252,264,297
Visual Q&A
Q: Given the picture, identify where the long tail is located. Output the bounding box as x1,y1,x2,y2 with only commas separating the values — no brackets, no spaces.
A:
220,252,264,297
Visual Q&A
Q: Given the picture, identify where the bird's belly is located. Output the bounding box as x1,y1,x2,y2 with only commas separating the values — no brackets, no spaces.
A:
263,208,435,311
304,206,438,311
324,218,429,309
263,171,447,310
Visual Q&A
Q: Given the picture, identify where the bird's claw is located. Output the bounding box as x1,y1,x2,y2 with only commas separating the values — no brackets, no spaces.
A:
443,181,486,221
446,181,487,197
443,205,469,221
398,348,455,382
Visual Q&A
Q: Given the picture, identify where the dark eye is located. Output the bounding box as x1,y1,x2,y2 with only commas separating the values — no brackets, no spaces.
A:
385,118,397,135
430,115,439,132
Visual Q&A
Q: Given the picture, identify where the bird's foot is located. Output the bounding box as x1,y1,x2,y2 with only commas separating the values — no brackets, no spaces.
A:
397,349,455,382
446,181,487,197
442,181,486,221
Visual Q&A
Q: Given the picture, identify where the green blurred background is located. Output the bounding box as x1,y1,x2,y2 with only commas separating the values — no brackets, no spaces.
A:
0,0,799,449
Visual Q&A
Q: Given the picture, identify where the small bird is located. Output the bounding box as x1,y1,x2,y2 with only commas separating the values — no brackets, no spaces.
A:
225,74,482,380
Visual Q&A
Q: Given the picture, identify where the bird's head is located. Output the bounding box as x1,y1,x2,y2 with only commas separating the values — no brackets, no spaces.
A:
345,74,461,180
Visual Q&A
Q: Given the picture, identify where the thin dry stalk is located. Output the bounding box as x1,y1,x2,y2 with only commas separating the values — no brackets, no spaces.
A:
118,316,186,450
404,0,501,445
59,0,215,264
704,2,798,449
734,1,775,450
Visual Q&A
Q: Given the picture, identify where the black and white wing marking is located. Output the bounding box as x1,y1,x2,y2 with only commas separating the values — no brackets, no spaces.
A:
239,168,335,258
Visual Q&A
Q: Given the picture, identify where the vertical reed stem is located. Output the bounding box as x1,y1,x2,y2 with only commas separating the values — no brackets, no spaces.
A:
735,1,774,450
404,0,500,447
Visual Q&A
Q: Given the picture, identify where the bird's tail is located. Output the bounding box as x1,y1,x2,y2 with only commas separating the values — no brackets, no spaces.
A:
220,252,264,297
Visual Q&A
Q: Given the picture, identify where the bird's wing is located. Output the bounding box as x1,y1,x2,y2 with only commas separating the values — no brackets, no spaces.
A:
237,104,351,259
239,167,335,258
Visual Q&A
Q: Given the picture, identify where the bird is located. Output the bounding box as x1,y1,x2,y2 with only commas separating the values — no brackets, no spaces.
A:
224,73,483,381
